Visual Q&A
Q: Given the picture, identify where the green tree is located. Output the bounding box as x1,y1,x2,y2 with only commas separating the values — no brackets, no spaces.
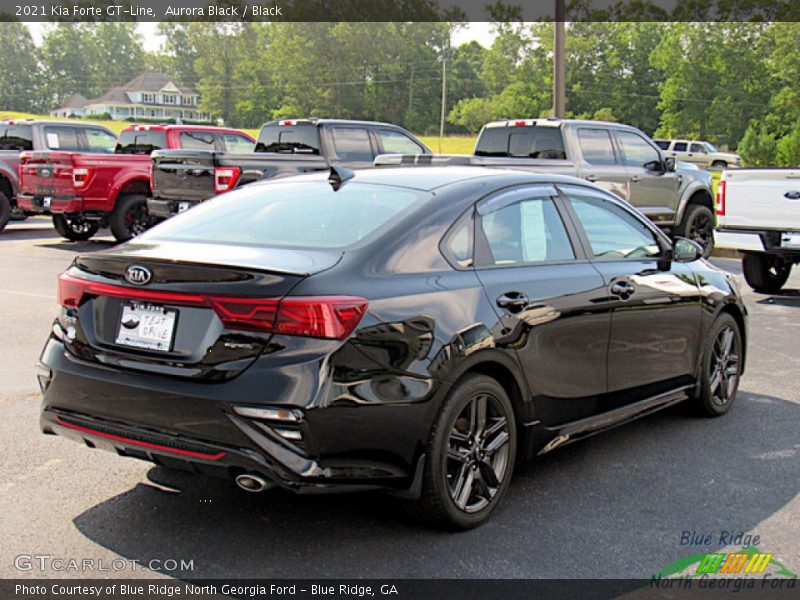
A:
0,22,42,112
738,122,778,166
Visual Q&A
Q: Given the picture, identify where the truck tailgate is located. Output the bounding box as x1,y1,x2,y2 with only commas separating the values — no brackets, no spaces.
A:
19,152,77,198
151,150,216,203
719,169,800,229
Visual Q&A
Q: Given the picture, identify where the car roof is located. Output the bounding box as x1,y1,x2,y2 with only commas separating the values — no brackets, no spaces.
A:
1,119,112,129
263,118,412,129
251,165,600,193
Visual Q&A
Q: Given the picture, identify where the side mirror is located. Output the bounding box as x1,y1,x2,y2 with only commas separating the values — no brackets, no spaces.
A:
664,157,676,172
673,237,703,262
644,159,663,172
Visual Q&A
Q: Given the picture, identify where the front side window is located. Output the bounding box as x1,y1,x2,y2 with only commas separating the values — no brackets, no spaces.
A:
578,128,617,165
615,131,660,168
179,131,215,151
690,143,706,153
478,195,574,266
331,127,373,161
84,128,117,153
378,129,424,154
564,187,660,260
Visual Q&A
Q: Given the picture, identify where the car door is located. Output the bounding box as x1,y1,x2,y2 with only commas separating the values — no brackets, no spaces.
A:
558,184,703,395
614,129,680,222
689,142,711,168
575,127,630,201
670,140,689,162
471,184,612,425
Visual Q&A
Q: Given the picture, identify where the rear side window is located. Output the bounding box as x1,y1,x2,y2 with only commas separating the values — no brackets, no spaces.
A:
144,182,429,249
578,128,617,165
43,126,81,151
331,127,373,161
115,129,167,154
0,125,33,150
654,140,670,150
479,196,574,265
84,128,116,153
475,126,566,159
673,142,688,152
378,129,424,154
180,131,215,151
221,133,255,153
256,125,321,154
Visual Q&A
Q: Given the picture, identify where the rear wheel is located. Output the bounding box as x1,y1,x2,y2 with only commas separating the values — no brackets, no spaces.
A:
110,194,154,242
695,314,742,417
52,214,99,241
742,252,792,294
403,374,517,529
675,204,715,259
0,191,10,232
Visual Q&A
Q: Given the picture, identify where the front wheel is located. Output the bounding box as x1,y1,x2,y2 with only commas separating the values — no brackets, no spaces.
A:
695,314,742,417
675,204,715,259
403,374,517,529
110,194,154,242
711,160,728,169
52,214,99,241
742,252,792,294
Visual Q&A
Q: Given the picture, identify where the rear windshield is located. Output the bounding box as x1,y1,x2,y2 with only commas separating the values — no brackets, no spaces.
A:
115,129,168,154
256,125,321,154
144,181,428,249
475,126,567,159
0,125,33,151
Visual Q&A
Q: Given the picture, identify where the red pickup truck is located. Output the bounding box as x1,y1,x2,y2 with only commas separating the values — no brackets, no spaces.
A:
17,124,255,242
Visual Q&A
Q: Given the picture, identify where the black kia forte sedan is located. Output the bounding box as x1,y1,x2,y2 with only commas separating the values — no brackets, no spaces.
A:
38,166,747,529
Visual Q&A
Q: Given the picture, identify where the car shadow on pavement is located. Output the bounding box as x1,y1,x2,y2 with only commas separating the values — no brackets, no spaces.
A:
71,390,800,579
756,289,800,308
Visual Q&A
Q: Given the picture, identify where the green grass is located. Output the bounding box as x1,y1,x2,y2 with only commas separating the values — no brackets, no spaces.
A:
418,135,476,154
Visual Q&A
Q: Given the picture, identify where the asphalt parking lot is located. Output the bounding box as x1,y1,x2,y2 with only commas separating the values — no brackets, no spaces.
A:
1,217,798,580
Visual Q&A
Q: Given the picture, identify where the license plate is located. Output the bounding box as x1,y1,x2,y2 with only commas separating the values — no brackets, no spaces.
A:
43,197,51,208
115,303,177,351
781,232,800,249
178,202,190,213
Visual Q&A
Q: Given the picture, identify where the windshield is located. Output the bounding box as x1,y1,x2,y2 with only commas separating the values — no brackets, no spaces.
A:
142,180,430,249
704,142,718,153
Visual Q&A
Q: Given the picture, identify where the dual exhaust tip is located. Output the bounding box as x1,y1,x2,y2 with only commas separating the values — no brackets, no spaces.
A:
235,473,274,493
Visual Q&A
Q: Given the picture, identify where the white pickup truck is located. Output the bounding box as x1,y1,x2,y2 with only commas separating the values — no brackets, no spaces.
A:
715,168,800,292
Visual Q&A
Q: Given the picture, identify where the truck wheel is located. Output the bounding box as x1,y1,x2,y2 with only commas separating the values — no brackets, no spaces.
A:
711,160,728,169
0,191,10,232
402,374,517,530
675,204,714,259
52,214,99,242
742,252,792,294
110,194,154,242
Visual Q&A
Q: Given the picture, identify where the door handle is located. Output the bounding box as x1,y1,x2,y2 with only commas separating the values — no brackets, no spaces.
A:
630,175,642,183
496,291,529,312
585,175,599,182
610,281,635,299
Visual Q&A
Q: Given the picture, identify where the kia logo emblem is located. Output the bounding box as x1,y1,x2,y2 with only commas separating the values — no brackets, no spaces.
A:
124,265,152,286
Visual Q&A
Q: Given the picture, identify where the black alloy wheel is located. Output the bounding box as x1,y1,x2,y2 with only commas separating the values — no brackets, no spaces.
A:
682,205,715,258
696,314,742,417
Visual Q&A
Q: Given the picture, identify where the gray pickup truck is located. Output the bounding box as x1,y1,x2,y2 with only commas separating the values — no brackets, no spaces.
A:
380,118,716,256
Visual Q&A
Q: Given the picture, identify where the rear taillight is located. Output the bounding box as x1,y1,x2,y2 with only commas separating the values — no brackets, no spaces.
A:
57,273,367,340
716,180,726,216
72,168,93,190
214,167,240,194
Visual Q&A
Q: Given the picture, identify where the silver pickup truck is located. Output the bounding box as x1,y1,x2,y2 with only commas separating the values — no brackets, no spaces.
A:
379,118,716,256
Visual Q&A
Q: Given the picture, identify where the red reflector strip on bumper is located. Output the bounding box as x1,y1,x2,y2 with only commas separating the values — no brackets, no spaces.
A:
55,417,226,461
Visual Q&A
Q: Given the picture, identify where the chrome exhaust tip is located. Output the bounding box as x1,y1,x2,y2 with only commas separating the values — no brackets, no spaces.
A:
235,473,272,493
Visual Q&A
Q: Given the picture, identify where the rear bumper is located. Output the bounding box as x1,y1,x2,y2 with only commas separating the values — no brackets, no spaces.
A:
17,193,83,214
716,227,800,257
38,336,424,495
147,197,198,219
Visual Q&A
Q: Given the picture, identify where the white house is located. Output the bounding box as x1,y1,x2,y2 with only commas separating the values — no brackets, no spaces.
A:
50,72,211,122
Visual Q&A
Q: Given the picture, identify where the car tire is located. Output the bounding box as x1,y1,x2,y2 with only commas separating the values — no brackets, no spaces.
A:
741,252,792,294
110,194,154,242
52,214,99,242
0,190,11,232
675,204,715,259
711,160,728,169
695,313,742,417
403,374,517,530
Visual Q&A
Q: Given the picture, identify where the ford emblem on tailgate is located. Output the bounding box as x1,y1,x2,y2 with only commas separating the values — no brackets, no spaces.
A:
124,265,152,286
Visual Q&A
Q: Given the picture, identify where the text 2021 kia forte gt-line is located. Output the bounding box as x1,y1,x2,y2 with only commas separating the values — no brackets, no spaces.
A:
38,166,747,529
